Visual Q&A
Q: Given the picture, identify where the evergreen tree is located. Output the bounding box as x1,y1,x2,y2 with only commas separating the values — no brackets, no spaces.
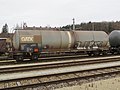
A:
2,23,8,33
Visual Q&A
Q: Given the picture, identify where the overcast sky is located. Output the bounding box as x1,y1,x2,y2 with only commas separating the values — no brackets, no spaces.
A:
0,0,120,32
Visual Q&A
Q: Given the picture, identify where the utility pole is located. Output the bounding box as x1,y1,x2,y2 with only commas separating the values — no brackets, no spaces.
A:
72,18,75,30
92,22,94,31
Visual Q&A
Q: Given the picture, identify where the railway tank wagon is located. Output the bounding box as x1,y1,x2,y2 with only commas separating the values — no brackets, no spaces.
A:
109,30,120,54
12,30,75,61
74,31,109,56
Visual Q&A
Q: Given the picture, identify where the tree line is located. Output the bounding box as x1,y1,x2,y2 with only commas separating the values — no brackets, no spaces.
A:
62,21,120,34
2,21,120,34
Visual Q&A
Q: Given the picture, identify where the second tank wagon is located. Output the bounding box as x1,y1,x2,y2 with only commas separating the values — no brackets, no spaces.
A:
74,31,109,50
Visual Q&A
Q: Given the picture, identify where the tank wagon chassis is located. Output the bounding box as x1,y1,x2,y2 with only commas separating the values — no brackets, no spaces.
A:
10,47,108,62
10,44,40,61
2,30,110,62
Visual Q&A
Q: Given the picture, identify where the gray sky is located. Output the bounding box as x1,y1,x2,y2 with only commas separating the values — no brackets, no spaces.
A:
0,0,120,32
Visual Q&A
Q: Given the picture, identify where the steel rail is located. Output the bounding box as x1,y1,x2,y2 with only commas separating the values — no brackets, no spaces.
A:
0,56,120,73
0,56,120,89
0,66,120,90
0,59,120,81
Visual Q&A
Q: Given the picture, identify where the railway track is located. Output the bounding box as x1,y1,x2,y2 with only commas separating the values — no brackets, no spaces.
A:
0,55,120,73
0,56,120,89
0,65,120,89
0,54,88,65
0,54,112,65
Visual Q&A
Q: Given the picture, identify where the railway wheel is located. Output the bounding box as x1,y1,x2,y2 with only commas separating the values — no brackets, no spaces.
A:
93,51,100,56
87,52,93,56
88,53,92,56
15,55,23,62
31,54,38,60
117,49,120,54
102,51,107,55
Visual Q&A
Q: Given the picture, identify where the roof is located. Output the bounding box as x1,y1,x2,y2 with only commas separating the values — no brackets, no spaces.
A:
0,33,13,39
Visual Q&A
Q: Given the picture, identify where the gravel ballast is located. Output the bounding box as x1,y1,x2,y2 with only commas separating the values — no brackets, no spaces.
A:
56,77,120,90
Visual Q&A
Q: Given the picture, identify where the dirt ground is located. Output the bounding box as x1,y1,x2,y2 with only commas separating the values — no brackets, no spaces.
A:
56,77,120,90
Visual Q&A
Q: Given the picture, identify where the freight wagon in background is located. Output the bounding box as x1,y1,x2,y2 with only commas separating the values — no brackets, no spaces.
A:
109,30,120,54
5,29,109,62
0,38,8,55
0,33,13,56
